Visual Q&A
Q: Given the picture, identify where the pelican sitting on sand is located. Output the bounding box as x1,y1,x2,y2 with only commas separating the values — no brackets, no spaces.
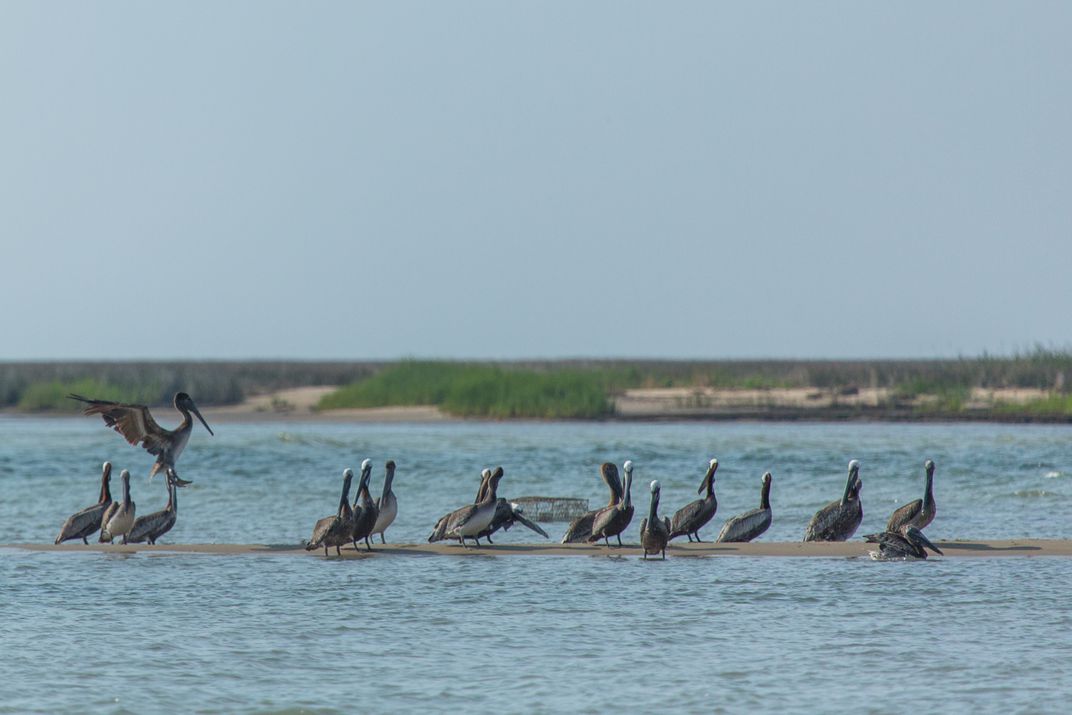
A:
55,462,113,545
803,460,862,542
99,469,136,544
350,459,379,551
446,467,505,547
306,468,355,556
68,392,213,486
562,462,622,544
716,471,773,543
669,458,719,542
640,480,671,560
886,459,937,533
128,469,183,545
865,525,943,561
589,461,634,547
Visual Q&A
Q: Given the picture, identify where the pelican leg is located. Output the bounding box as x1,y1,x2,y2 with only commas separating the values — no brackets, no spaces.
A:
616,534,623,547
352,540,360,552
486,535,494,545
122,535,128,545
474,537,482,547
694,533,703,543
687,533,695,543
336,545,341,556
364,537,373,552
642,550,647,560
82,537,88,545
379,534,386,544
661,548,666,560
323,544,328,556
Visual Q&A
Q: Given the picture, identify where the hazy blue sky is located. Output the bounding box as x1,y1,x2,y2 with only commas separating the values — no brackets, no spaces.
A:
2,2,1069,360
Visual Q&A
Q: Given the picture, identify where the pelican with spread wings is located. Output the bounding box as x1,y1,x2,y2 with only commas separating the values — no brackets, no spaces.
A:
68,391,214,486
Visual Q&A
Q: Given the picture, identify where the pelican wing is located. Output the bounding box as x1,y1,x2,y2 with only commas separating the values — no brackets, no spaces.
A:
886,498,923,533
306,515,340,550
128,510,175,544
68,395,171,457
561,511,596,543
716,507,772,543
55,501,110,544
669,497,706,537
511,508,550,539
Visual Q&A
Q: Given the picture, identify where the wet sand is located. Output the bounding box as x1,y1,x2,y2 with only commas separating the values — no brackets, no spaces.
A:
7,539,1069,558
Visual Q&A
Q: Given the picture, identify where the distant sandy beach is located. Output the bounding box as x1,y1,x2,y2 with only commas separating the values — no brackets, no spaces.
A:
10,539,1068,558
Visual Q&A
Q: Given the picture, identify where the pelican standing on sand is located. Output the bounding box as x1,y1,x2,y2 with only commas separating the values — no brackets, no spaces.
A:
640,480,671,560
669,458,719,542
55,462,113,544
716,471,773,543
562,462,622,544
306,468,355,556
428,468,491,543
99,469,136,544
865,525,943,560
803,460,862,542
589,460,634,546
350,459,379,551
886,459,937,533
371,460,398,544
128,469,183,545
446,467,505,547
68,392,213,486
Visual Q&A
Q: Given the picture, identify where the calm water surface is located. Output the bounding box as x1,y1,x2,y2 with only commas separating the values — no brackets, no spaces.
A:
1,419,1070,713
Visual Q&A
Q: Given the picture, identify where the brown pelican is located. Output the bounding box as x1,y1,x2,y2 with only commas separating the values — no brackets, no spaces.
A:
589,460,634,546
99,469,136,544
886,459,937,533
640,480,671,560
716,472,773,543
68,392,213,486
350,459,379,551
446,467,505,547
476,498,550,543
865,525,943,560
371,460,398,544
803,460,862,542
669,458,719,542
561,463,622,543
305,468,355,556
128,469,183,544
55,462,113,544
428,469,491,543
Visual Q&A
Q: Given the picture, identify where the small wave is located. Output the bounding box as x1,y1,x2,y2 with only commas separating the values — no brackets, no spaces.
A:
1045,471,1063,479
1013,489,1062,499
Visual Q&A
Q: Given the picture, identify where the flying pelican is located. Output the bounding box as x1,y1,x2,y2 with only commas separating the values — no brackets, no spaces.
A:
306,468,355,556
99,469,136,544
128,469,183,545
640,480,671,560
865,525,943,560
428,469,491,543
716,471,773,543
803,460,862,542
446,467,505,547
886,459,937,533
68,392,213,486
589,460,634,547
371,460,398,544
55,462,113,544
350,460,379,551
669,458,719,542
562,463,622,543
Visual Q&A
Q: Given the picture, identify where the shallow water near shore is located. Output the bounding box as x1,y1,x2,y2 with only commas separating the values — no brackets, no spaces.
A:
2,419,1071,712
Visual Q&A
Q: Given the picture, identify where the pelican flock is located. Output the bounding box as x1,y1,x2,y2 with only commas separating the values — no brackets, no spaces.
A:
48,396,948,562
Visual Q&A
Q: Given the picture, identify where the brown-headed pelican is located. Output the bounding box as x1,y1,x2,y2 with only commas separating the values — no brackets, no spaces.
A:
349,460,378,551
371,460,398,544
68,392,213,486
446,467,504,547
428,468,491,543
469,467,548,542
55,462,113,544
128,469,184,544
99,469,136,544
640,480,671,560
306,468,355,556
589,460,634,546
561,462,621,544
716,471,773,543
886,459,936,533
803,460,862,542
865,525,943,560
669,458,719,542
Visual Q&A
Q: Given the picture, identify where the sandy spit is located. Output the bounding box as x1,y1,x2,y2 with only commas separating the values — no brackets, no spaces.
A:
6,539,1068,558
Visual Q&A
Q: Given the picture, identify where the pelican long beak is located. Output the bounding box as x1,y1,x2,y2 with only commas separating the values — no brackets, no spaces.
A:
916,531,943,555
191,404,214,436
